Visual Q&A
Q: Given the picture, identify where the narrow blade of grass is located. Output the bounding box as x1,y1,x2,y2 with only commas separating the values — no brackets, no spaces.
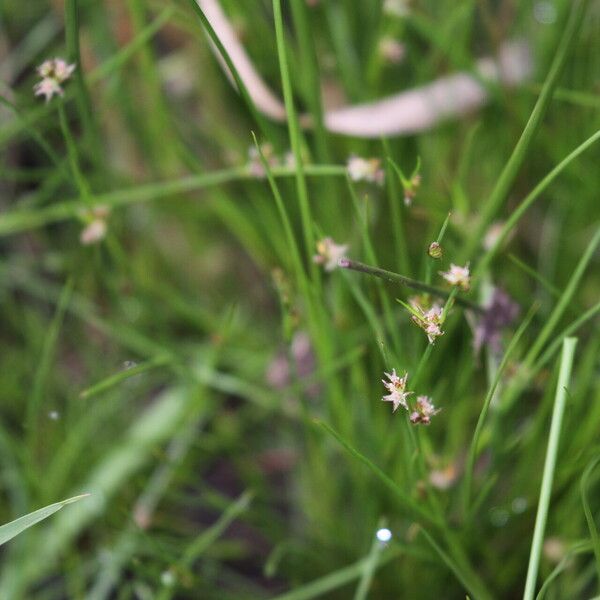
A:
272,0,316,274
462,0,589,262
157,491,254,600
0,164,346,237
523,337,578,600
475,128,600,277
26,278,73,442
79,355,172,400
272,546,403,600
463,303,538,517
581,455,600,592
0,494,89,546
315,420,441,527
353,519,387,600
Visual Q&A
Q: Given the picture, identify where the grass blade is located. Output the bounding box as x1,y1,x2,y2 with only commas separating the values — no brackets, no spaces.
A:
272,0,316,273
463,303,538,517
581,455,600,591
0,494,89,546
462,0,589,261
315,420,440,527
523,337,578,600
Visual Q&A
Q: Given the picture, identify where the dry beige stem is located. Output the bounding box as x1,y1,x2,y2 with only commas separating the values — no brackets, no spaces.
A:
197,0,532,138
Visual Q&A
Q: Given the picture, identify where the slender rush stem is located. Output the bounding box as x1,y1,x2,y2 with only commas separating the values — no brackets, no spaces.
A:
461,0,589,263
339,258,485,314
462,303,538,519
523,337,578,600
273,0,316,275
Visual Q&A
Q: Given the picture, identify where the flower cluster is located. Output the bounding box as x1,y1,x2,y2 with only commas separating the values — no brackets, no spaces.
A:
410,300,444,344
313,237,348,272
440,263,471,291
33,58,75,102
347,156,385,185
409,395,440,425
382,370,439,425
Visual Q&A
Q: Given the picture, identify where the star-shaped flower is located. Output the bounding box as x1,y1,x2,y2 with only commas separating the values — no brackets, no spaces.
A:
382,369,411,412
347,155,385,185
440,263,471,291
313,237,349,272
33,58,75,102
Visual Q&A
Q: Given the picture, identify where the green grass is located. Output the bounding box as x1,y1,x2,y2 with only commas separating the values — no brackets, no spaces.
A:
0,0,599,598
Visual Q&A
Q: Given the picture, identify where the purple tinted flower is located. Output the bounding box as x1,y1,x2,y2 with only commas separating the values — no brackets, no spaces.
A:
474,287,520,355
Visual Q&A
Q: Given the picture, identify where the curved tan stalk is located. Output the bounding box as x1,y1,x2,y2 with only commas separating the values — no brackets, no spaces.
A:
197,0,532,137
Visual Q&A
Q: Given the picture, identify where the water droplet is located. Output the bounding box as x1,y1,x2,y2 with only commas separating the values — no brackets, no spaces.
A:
512,497,528,514
490,507,509,527
48,410,60,421
534,2,557,24
376,527,392,542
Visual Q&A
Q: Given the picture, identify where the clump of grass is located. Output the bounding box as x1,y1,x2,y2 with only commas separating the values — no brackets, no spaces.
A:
0,0,599,598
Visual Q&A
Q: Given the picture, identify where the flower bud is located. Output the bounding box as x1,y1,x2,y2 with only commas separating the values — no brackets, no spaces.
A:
428,241,442,259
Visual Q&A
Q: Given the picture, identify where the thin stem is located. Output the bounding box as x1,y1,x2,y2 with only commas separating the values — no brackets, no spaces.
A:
474,129,600,278
272,0,316,275
0,164,347,237
461,0,589,263
462,303,538,518
339,258,485,314
523,337,578,600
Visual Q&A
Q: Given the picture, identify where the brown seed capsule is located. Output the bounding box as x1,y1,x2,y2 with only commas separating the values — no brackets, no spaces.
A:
428,241,442,259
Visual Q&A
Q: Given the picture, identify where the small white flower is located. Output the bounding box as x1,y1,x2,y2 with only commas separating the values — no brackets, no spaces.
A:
378,37,405,64
382,369,411,412
410,395,439,425
79,205,110,245
440,263,471,291
313,237,348,272
347,155,385,185
34,58,75,102
80,219,107,245
34,77,63,102
52,58,76,82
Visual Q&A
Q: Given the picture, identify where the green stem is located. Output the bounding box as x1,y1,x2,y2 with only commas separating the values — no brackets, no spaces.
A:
462,304,537,519
461,0,589,263
474,128,600,278
340,258,485,313
0,165,347,237
523,337,577,600
272,0,316,275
